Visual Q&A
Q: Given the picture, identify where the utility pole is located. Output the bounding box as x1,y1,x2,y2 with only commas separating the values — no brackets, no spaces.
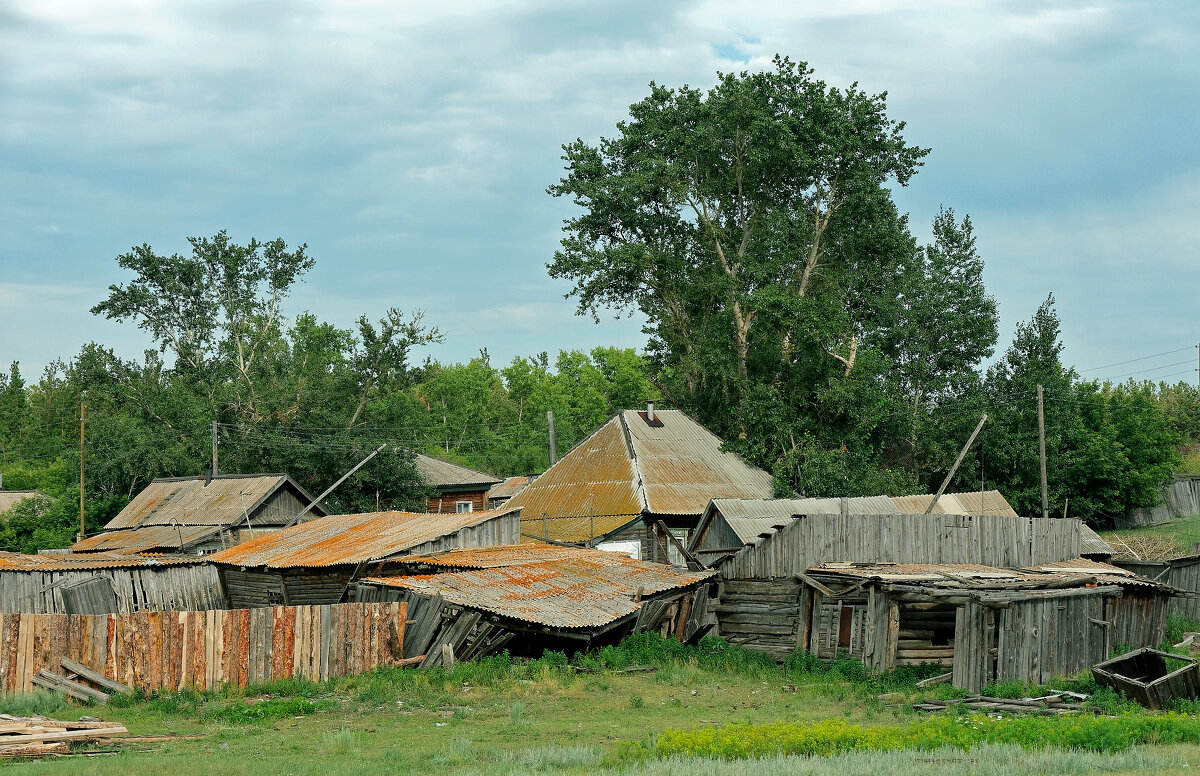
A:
285,443,387,526
77,400,85,543
211,421,219,477
1037,384,1049,520
547,410,557,466
924,413,987,515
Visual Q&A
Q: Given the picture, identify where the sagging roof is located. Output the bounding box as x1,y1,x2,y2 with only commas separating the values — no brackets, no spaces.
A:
0,550,204,571
889,491,1019,517
692,496,900,550
362,544,714,629
209,507,520,569
808,558,1162,590
508,409,773,543
0,491,45,514
415,454,501,490
1079,525,1115,557
101,474,325,530
72,524,228,554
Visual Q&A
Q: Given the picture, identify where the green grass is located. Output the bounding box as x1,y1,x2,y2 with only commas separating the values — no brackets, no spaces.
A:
1,636,1198,775
1100,513,1200,556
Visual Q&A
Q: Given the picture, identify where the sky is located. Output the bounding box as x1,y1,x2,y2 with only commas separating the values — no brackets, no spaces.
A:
2,0,1198,386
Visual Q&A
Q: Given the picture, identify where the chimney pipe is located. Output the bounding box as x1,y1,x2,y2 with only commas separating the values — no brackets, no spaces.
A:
646,401,655,423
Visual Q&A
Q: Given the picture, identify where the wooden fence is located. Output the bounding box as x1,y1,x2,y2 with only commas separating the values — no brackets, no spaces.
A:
0,601,407,696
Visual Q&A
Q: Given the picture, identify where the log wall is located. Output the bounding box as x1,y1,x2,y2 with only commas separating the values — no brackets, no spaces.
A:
711,578,802,660
0,601,407,696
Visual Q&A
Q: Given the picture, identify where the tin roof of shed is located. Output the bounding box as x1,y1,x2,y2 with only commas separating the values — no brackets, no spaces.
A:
363,545,713,629
209,507,520,569
0,550,204,571
102,474,324,530
72,524,224,554
415,454,501,489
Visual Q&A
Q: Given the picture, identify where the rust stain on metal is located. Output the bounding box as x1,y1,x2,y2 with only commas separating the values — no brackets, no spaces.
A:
0,550,205,571
209,507,520,569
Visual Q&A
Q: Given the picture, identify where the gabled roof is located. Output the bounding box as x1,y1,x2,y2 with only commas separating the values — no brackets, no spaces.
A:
209,507,521,569
486,475,535,502
692,496,901,549
102,474,325,530
415,454,501,490
508,409,774,543
73,525,226,554
361,544,713,629
0,491,45,514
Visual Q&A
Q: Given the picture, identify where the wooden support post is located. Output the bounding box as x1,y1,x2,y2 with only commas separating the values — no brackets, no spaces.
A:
547,410,557,466
78,401,85,542
212,421,219,477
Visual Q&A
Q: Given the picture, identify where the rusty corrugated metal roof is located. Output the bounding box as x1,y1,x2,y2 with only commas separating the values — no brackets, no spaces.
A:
363,545,713,629
72,525,222,553
209,507,520,569
811,558,1161,588
0,550,205,571
695,496,901,549
486,475,534,502
103,474,325,530
415,454,502,489
399,543,616,569
509,410,773,543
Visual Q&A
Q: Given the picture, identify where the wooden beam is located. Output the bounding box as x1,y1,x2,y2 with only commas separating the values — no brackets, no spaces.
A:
59,657,131,695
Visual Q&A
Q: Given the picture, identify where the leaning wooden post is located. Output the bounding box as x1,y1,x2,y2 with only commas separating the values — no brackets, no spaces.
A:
924,413,988,515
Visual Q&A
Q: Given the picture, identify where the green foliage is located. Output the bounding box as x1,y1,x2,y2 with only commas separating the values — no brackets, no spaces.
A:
0,689,71,716
1166,612,1200,644
204,697,329,724
640,712,1200,760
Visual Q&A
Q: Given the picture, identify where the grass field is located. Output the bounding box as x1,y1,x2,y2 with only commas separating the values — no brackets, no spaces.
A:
3,636,1200,775
1101,513,1200,557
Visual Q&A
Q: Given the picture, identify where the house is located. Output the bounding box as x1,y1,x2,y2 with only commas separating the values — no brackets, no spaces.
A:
505,407,774,561
415,454,502,514
71,474,327,555
353,543,715,661
0,550,224,614
209,506,521,608
486,475,536,510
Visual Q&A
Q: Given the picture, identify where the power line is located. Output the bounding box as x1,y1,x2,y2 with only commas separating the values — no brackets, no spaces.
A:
1100,359,1196,381
1079,345,1197,373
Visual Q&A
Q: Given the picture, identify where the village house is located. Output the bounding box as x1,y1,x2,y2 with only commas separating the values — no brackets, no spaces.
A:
504,406,774,561
415,453,502,514
71,473,327,555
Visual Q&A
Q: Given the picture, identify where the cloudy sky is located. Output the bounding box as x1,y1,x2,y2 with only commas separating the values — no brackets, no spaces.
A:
2,0,1198,385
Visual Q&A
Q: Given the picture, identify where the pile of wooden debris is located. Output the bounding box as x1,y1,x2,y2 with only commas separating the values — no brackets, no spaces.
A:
913,692,1091,715
0,715,127,759
1105,533,1179,561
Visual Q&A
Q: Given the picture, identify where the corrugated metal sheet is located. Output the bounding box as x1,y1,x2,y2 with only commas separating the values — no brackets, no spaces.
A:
363,546,713,628
889,491,1019,517
519,515,639,544
103,474,323,529
813,558,1161,588
72,525,221,553
1080,525,1114,557
0,491,44,514
0,550,205,571
210,507,520,568
400,543,620,569
623,410,775,515
509,409,773,543
702,496,900,546
415,454,501,488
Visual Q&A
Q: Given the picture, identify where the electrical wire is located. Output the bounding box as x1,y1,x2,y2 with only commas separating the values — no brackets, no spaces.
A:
1079,345,1198,373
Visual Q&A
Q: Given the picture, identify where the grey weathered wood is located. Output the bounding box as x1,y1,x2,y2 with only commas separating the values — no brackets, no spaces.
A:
59,658,130,695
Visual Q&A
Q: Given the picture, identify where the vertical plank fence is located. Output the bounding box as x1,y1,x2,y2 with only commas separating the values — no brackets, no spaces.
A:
0,601,407,696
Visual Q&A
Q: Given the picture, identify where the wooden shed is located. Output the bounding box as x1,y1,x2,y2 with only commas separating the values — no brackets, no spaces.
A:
1114,554,1200,619
0,551,225,614
210,507,521,608
353,544,715,661
796,560,1170,691
72,474,327,555
705,512,1086,660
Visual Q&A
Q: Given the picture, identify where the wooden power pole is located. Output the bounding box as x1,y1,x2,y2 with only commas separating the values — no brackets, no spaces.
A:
211,421,219,477
547,410,557,466
924,413,987,515
77,401,85,543
1037,384,1049,520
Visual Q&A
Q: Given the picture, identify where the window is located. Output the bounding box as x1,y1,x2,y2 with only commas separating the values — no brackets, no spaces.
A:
456,501,473,513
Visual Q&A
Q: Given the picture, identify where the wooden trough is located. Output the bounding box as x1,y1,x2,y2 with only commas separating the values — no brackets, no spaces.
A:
1092,648,1200,709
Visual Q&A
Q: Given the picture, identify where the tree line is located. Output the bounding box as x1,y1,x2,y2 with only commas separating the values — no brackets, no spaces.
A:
1,57,1194,551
